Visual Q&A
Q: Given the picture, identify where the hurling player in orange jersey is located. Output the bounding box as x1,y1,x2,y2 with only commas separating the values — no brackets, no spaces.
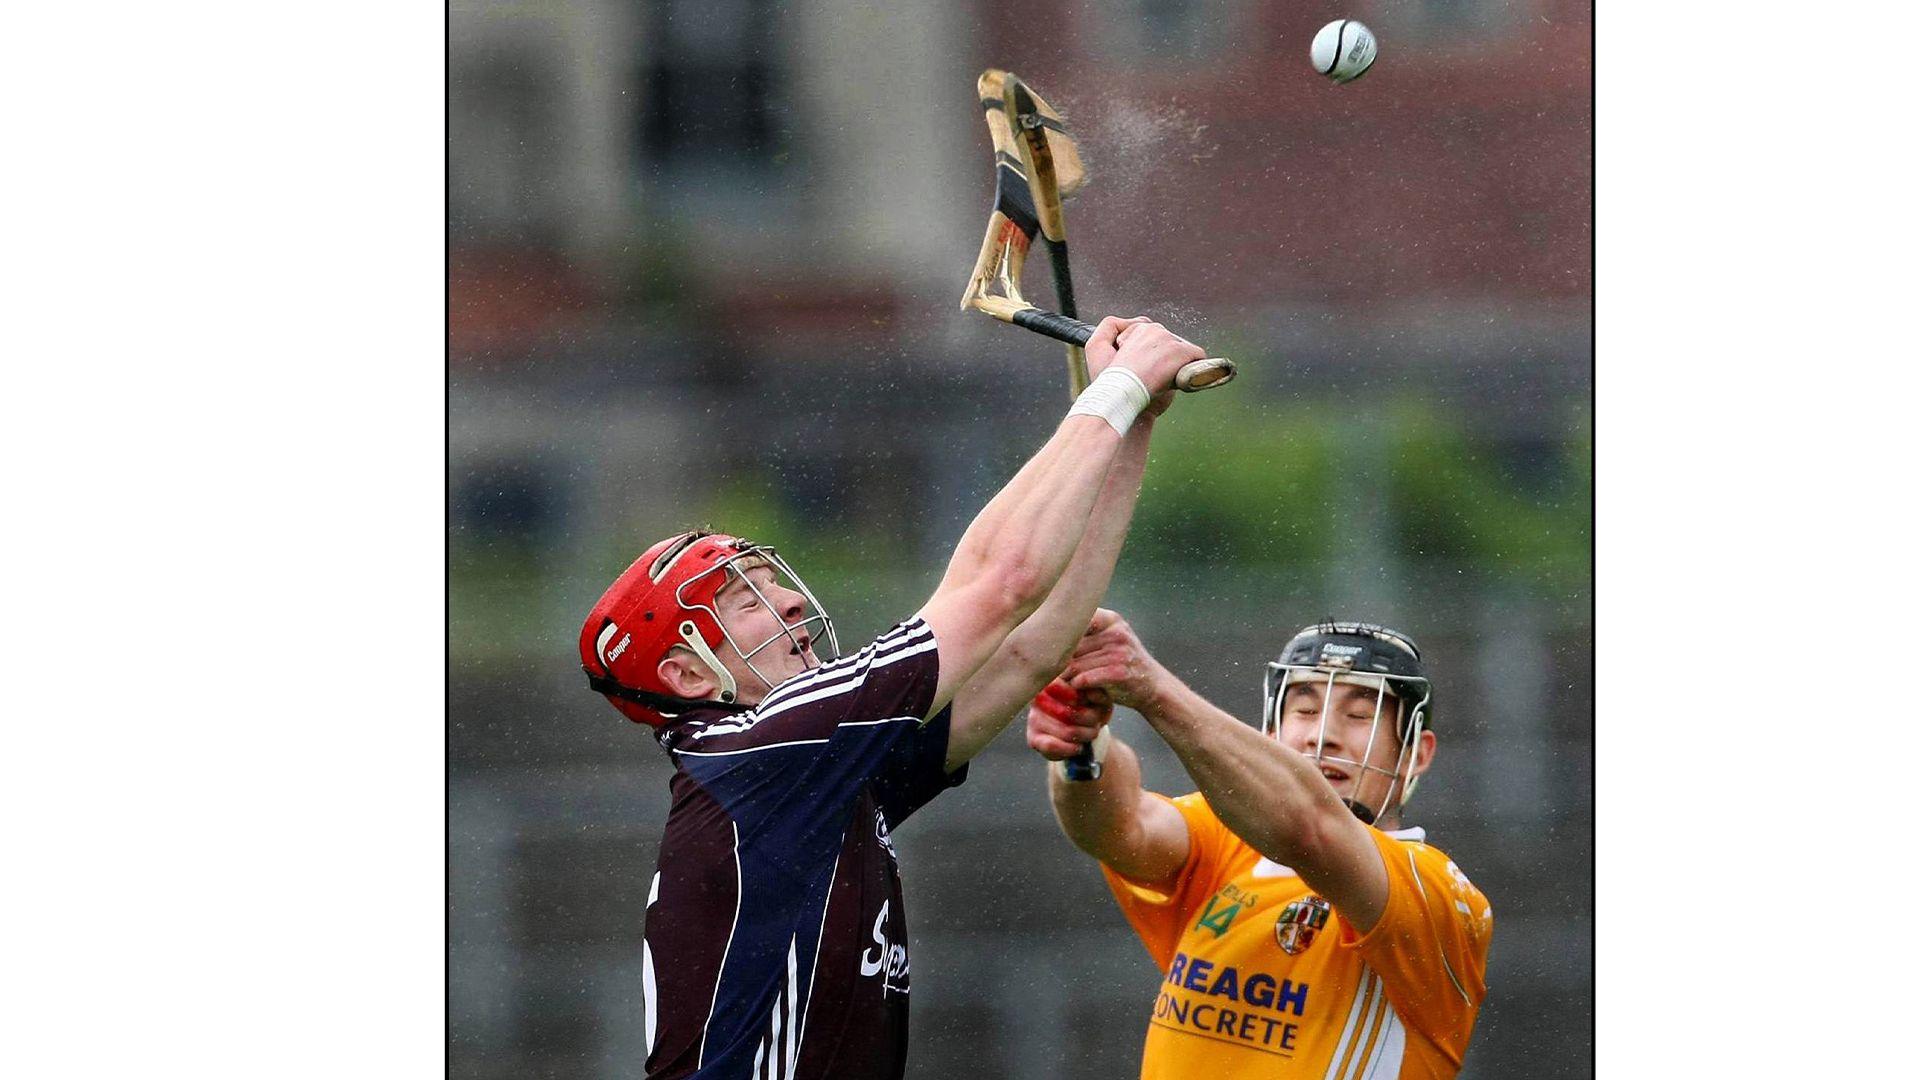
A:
1027,612,1491,1079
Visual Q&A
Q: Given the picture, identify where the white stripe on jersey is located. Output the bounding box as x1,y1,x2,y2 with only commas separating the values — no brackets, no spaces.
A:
697,823,744,1069
691,621,935,740
753,670,888,723
1408,848,1473,1007
642,944,658,1058
748,630,934,720
1325,969,1378,1080
1359,1000,1406,1080
760,620,931,709
757,619,930,706
1345,977,1391,1080
793,845,840,1069
673,738,831,759
643,872,661,1058
671,716,918,759
752,935,802,1080
767,980,783,1080
761,637,936,719
783,934,799,1076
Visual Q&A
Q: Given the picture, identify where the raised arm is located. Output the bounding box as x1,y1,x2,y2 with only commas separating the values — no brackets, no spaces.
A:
915,320,1201,721
1063,610,1393,932
1025,682,1190,884
940,391,1158,770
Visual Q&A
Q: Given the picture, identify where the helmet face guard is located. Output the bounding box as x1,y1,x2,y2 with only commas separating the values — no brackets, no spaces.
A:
671,543,840,699
1260,622,1432,825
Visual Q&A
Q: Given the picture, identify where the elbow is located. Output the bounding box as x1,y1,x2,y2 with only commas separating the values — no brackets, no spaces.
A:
994,559,1050,621
1065,812,1131,863
1003,633,1073,685
1053,809,1102,857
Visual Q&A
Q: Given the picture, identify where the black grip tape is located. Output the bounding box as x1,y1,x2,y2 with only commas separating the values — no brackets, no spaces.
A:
1011,307,1097,346
1048,241,1077,317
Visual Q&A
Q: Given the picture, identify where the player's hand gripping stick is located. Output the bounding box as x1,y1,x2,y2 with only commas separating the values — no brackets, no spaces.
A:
1034,680,1113,782
1013,309,1236,392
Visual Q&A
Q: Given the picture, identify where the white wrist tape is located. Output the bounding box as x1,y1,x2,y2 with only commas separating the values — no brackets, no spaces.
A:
1052,725,1113,780
1067,368,1152,435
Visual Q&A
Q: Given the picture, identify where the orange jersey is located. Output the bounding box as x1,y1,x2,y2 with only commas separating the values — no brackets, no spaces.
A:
1102,793,1491,1079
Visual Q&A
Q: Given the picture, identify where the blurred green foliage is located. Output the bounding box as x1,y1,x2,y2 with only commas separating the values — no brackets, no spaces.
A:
1385,403,1591,586
699,471,867,580
1128,394,1588,585
451,397,1589,659
1131,391,1341,565
450,544,556,663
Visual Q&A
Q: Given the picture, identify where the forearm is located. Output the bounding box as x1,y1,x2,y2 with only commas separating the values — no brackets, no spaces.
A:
1137,676,1347,867
1000,418,1152,669
942,422,1153,767
1045,737,1175,880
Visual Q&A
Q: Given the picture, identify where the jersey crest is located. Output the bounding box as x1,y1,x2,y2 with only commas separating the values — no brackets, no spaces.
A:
1272,894,1331,956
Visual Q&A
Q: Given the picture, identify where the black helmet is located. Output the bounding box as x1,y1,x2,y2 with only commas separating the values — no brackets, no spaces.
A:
1268,621,1432,735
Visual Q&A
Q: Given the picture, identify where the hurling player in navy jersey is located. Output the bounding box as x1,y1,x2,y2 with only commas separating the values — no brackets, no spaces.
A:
578,316,1205,1079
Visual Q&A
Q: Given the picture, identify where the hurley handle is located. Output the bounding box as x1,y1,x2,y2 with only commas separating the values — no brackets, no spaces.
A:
1009,308,1237,392
1062,753,1103,782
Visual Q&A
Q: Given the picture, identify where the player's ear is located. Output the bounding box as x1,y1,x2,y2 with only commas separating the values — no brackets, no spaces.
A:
658,647,718,699
1409,729,1437,778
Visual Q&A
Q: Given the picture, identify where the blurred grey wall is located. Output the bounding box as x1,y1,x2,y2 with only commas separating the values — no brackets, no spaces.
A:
450,1,1591,1076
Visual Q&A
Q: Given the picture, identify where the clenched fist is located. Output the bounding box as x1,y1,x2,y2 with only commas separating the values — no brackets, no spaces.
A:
1060,608,1171,712
1026,678,1113,761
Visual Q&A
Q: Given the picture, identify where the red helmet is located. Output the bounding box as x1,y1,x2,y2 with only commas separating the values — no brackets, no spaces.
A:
579,531,837,727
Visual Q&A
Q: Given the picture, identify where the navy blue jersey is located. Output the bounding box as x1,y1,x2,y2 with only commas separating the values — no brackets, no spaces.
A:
640,618,967,1079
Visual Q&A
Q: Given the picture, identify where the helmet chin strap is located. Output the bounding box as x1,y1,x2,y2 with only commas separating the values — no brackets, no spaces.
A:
1347,752,1417,829
678,620,738,704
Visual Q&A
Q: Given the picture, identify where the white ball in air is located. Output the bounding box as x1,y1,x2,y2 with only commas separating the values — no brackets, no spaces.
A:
1311,20,1378,84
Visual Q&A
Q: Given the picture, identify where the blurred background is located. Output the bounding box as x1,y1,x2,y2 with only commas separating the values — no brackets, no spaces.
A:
449,0,1589,1076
